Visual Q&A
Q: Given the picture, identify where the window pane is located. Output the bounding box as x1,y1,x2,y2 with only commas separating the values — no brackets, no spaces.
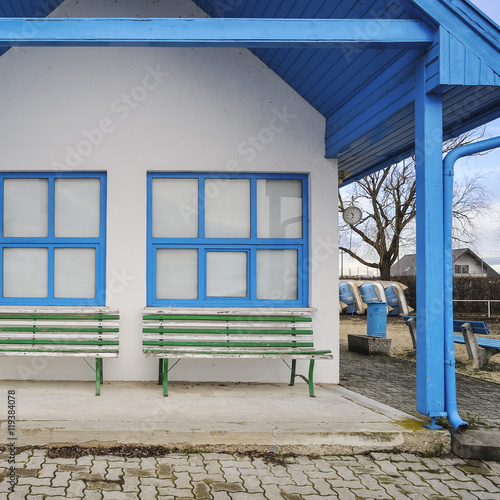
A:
153,179,198,238
205,179,250,238
55,178,100,237
257,179,302,238
3,179,48,237
207,252,247,297
257,249,298,300
54,248,95,298
3,248,48,298
157,249,198,299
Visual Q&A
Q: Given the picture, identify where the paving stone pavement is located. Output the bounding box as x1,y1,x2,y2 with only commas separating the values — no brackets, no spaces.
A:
1,448,500,499
339,345,500,429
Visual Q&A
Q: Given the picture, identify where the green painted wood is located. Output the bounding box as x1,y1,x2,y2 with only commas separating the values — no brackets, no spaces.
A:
142,341,314,348
143,349,332,356
95,358,101,396
163,359,169,397
0,339,119,345
143,314,312,322
0,327,119,333
289,359,296,387
158,359,163,385
0,348,118,353
143,328,313,335
308,359,315,398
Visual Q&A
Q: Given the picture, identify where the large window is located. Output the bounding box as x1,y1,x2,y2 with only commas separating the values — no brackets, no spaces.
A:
147,173,309,307
0,172,106,305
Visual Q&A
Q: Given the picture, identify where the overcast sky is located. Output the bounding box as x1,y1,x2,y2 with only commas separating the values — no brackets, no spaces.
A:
461,1,500,270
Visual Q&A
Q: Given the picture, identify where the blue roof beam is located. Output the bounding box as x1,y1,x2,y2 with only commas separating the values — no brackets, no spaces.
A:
0,18,435,48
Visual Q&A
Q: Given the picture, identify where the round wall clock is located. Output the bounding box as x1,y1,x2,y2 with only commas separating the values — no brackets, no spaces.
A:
342,205,362,225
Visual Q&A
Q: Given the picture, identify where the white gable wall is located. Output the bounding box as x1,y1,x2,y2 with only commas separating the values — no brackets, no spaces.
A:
0,0,339,384
454,254,486,275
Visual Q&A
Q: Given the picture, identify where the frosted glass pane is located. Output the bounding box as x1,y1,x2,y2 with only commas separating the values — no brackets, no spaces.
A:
55,179,100,237
205,179,250,238
257,179,302,238
157,249,198,299
257,250,298,300
54,248,95,298
153,179,198,238
207,252,247,297
3,179,48,237
3,248,48,298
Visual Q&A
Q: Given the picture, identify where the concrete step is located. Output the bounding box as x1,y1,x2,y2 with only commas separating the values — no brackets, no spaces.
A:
451,429,500,460
0,380,450,455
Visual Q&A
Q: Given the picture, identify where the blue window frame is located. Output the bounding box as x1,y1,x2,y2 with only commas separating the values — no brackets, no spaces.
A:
0,172,106,306
147,172,309,307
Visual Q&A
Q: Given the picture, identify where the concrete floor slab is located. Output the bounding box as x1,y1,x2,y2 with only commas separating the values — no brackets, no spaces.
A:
0,381,450,455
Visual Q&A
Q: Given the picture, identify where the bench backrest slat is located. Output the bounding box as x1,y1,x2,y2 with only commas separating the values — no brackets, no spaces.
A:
403,316,490,336
143,314,311,322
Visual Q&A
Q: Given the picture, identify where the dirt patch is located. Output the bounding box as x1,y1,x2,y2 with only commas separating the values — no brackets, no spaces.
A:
340,315,500,384
31,445,299,465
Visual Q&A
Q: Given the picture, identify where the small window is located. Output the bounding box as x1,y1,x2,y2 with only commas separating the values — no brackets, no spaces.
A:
454,265,469,275
147,173,308,307
0,172,106,305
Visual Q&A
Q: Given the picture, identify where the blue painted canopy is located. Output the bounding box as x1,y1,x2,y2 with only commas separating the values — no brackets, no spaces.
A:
1,0,500,184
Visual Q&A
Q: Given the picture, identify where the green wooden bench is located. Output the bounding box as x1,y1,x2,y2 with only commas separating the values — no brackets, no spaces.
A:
403,316,499,370
142,309,332,397
0,309,120,395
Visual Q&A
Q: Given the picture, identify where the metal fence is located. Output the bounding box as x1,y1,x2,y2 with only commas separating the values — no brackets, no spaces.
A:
453,299,500,318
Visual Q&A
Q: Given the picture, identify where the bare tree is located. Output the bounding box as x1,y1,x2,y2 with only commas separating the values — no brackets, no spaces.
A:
339,128,493,280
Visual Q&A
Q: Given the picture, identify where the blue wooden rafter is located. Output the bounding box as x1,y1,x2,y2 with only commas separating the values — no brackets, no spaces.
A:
0,18,434,48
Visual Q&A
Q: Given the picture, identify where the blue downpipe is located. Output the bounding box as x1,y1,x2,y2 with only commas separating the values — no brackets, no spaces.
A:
443,136,500,433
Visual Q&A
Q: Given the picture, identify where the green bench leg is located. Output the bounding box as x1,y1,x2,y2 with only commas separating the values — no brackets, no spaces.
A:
308,359,316,398
288,359,315,397
158,359,163,385
163,359,169,397
95,358,102,396
289,359,297,386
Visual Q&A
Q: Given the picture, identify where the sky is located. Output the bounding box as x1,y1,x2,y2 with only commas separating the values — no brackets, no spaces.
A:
457,1,500,271
341,0,500,276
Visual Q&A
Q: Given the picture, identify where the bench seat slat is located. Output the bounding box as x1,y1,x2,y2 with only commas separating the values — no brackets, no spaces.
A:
453,334,500,350
144,346,326,353
144,350,332,358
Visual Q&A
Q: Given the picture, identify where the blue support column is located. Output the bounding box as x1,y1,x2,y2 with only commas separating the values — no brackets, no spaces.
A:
414,57,446,419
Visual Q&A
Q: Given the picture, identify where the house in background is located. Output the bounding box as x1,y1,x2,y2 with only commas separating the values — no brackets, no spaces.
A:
392,249,500,278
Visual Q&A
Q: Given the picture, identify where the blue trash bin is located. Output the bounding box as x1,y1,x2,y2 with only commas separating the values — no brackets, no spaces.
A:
366,301,387,338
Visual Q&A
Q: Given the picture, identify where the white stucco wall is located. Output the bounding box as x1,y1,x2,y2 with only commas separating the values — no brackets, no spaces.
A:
0,0,339,384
